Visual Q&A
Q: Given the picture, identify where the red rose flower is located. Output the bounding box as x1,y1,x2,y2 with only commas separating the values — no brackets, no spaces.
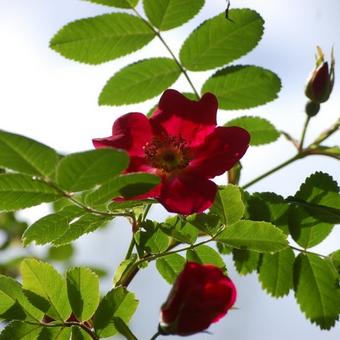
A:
159,262,237,336
93,89,249,215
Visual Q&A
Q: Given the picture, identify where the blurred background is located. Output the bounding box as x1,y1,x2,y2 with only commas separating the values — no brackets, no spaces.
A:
0,0,339,339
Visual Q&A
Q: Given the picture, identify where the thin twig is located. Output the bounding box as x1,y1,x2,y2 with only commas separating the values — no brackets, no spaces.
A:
131,8,200,99
241,154,303,189
150,330,161,340
299,116,311,151
290,246,327,259
125,237,136,260
310,117,340,146
280,130,300,150
28,321,99,340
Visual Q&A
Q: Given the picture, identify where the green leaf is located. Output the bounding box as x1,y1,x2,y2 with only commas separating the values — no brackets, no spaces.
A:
0,321,42,339
216,242,232,255
39,327,72,340
258,247,295,297
202,65,281,110
21,259,71,321
82,0,138,8
0,275,43,322
294,172,339,204
330,250,340,276
113,255,138,287
0,174,60,212
99,58,181,105
161,216,198,244
218,220,288,253
87,267,108,279
50,13,155,65
67,267,100,322
52,213,110,246
246,192,290,234
156,253,185,284
187,245,226,271
210,184,245,225
289,207,334,249
225,116,280,146
288,199,340,224
109,199,156,211
0,256,25,279
23,206,84,246
185,213,220,237
294,254,340,329
135,221,170,254
47,244,75,261
143,0,204,31
288,172,339,248
71,327,92,340
0,282,26,321
56,149,128,192
113,317,138,340
93,287,138,337
232,249,260,275
180,9,264,71
85,173,160,206
0,130,59,177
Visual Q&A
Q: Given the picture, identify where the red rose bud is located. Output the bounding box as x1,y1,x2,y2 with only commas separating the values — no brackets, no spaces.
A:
305,46,335,104
159,262,237,336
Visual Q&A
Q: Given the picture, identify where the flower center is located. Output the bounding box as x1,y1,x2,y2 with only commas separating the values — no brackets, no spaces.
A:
144,135,191,173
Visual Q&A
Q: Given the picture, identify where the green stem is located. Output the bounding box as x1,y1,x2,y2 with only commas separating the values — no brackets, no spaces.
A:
119,236,328,287
33,321,99,340
43,178,133,219
299,116,311,151
290,246,327,259
131,8,200,99
138,227,225,265
74,323,99,340
142,204,152,222
241,154,303,190
119,235,217,287
125,237,136,260
150,331,161,340
132,237,328,276
280,130,299,150
66,194,132,219
142,237,214,264
241,115,340,189
155,33,200,99
117,264,140,287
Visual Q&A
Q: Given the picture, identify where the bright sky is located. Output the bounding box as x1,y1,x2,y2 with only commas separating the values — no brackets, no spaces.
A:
0,1,339,339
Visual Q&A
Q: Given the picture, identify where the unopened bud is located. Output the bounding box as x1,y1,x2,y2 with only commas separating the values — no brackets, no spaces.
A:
228,162,241,185
305,46,335,104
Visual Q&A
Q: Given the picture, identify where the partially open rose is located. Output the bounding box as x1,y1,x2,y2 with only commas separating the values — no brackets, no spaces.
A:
159,262,237,336
93,89,249,215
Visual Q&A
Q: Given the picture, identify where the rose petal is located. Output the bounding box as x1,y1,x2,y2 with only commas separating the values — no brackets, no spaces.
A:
150,89,218,148
93,112,153,157
159,174,217,215
189,126,250,178
161,262,237,336
125,156,156,174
